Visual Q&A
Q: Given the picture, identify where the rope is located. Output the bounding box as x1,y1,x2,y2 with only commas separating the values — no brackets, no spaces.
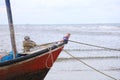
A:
63,50,118,80
39,41,59,46
69,40,120,51
64,49,117,51
45,47,54,68
41,41,59,68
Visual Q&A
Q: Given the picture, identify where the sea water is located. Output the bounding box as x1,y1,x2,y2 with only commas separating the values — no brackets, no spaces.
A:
0,24,120,80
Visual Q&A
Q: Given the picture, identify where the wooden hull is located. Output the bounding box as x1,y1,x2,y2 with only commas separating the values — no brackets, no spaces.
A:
0,43,64,80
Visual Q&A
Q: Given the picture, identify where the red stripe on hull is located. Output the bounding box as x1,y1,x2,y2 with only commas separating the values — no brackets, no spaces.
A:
0,47,63,80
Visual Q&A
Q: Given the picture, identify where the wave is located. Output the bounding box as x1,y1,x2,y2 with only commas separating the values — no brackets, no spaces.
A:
57,56,120,61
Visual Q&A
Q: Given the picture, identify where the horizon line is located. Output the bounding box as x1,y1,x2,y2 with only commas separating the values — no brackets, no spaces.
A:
0,23,120,26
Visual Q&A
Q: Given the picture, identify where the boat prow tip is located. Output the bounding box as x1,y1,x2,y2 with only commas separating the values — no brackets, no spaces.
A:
62,33,71,44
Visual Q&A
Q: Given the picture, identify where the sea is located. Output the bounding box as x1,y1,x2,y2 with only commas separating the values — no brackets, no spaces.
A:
0,24,120,80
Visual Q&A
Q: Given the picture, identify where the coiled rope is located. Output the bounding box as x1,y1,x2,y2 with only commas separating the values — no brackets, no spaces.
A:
63,50,118,80
69,40,120,51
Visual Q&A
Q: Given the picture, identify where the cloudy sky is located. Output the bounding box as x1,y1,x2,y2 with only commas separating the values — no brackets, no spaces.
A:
0,0,120,24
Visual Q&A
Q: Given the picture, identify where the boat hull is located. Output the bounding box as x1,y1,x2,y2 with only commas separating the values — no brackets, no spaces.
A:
0,46,64,80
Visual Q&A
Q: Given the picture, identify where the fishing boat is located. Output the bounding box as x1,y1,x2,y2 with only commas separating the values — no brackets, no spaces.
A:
0,0,70,80
0,38,70,80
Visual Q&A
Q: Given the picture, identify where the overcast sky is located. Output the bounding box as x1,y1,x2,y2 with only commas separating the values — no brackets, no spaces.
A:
0,0,120,24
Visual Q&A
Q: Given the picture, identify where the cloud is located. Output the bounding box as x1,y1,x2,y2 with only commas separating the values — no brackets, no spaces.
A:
0,0,5,6
1,0,120,24
0,0,8,24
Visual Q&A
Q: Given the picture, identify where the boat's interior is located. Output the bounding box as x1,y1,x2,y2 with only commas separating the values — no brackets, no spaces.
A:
23,42,58,54
0,41,59,63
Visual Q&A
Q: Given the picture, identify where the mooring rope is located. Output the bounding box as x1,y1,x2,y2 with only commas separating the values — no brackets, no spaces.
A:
69,40,120,51
63,50,118,80
64,49,117,51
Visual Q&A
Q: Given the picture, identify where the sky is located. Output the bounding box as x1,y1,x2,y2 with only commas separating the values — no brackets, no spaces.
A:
0,0,120,24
